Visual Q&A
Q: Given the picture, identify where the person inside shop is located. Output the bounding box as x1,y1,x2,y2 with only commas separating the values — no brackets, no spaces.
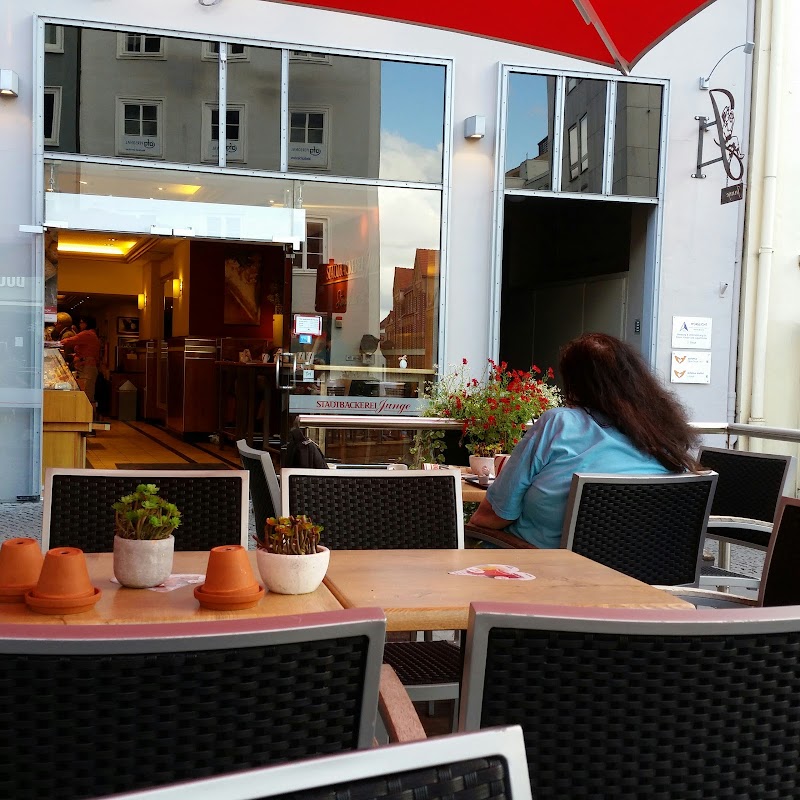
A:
60,315,101,407
46,311,77,343
468,332,699,548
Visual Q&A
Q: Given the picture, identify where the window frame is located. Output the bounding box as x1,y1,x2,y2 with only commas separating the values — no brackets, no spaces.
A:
115,97,165,158
568,123,579,180
288,106,331,170
43,86,62,146
289,50,331,65
579,114,589,173
116,32,166,59
292,217,328,271
44,24,64,53
202,42,250,62
201,101,247,164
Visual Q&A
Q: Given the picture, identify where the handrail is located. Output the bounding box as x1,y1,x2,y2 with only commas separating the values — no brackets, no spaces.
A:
296,414,800,444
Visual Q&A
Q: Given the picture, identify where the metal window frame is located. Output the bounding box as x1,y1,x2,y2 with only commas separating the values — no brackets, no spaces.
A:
34,14,452,383
491,63,669,365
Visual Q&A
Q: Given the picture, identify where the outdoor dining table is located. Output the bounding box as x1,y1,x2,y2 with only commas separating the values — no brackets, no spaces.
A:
323,549,694,631
0,551,342,625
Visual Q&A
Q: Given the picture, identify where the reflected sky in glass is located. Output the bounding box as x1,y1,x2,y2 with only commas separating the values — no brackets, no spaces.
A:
505,73,550,171
380,61,445,182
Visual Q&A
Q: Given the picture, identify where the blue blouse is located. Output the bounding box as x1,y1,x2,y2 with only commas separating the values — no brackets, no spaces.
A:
485,407,670,548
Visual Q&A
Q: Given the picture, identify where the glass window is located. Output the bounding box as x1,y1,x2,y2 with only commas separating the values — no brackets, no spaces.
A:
560,78,606,193
203,103,246,163
291,181,442,373
203,42,249,60
612,82,663,198
117,33,165,58
225,43,282,171
293,219,326,270
47,28,218,166
504,73,556,190
44,24,64,53
288,55,445,182
43,87,62,146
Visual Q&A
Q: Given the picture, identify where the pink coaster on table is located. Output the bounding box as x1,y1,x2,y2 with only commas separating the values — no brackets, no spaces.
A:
449,564,535,580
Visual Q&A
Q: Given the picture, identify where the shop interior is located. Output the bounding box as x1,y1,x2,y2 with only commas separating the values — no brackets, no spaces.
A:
42,228,415,471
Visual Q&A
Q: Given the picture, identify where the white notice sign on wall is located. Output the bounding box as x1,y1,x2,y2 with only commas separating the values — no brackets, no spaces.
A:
671,316,712,349
670,351,711,384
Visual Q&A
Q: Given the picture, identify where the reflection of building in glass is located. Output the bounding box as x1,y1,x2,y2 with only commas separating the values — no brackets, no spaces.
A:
380,249,438,370
505,76,662,198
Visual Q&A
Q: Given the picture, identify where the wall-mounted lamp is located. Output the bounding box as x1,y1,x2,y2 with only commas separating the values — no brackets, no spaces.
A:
699,41,754,89
0,70,20,98
172,278,183,298
137,293,146,310
464,115,486,140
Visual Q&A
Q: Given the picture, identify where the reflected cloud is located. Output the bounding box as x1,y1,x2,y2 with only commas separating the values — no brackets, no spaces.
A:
379,131,443,184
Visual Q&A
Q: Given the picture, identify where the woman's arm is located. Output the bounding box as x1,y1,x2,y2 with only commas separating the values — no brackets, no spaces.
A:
469,496,515,529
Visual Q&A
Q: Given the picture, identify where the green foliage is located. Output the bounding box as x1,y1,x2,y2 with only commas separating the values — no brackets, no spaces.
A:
413,359,561,465
255,515,324,556
112,484,181,541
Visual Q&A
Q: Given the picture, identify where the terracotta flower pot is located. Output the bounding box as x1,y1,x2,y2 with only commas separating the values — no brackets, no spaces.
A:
0,537,44,603
195,546,264,610
202,545,261,595
113,535,174,589
256,546,330,595
26,547,101,615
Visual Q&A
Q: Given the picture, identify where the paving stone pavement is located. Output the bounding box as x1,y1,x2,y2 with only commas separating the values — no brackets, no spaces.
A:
0,500,765,577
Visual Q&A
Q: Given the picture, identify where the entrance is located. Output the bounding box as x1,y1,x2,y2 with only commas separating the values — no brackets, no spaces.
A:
498,196,655,377
44,229,291,457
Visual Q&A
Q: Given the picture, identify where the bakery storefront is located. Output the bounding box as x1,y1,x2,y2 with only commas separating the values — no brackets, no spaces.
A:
0,0,752,498
37,22,447,472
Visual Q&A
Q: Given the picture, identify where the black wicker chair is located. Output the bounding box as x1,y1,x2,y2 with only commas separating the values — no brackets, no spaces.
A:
43,468,249,552
100,727,531,800
236,439,280,537
658,497,800,608
0,609,403,800
468,472,717,586
459,601,800,800
697,447,796,590
282,468,465,714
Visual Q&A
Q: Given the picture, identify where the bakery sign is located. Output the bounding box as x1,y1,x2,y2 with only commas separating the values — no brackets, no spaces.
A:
290,396,426,415
316,258,353,313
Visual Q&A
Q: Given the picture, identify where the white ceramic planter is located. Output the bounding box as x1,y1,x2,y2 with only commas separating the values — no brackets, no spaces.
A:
113,534,175,589
469,455,496,478
256,546,330,595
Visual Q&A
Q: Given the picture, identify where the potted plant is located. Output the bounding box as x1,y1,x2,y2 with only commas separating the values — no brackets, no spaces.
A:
254,515,329,595
413,359,561,475
112,484,181,588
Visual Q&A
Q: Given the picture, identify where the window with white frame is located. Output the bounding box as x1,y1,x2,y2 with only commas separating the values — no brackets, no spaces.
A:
568,123,579,180
292,219,326,270
116,98,164,157
202,103,246,163
44,24,64,53
117,33,165,58
579,114,589,173
289,50,331,64
43,87,62,146
202,42,249,61
289,109,329,169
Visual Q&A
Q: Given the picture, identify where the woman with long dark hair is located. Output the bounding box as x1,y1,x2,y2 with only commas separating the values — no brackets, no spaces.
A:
469,333,698,548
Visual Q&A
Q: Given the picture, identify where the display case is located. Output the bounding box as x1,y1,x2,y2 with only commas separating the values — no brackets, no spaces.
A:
43,346,78,390
42,346,93,479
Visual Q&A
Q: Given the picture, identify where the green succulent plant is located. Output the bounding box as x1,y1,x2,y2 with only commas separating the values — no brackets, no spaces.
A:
255,515,323,555
112,484,182,541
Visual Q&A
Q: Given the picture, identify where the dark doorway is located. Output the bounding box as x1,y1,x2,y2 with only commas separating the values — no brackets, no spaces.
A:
499,196,652,378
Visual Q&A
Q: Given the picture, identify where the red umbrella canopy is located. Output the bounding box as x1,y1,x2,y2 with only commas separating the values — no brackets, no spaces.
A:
274,0,718,73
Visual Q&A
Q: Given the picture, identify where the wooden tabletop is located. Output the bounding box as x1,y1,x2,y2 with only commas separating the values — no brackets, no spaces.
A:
0,551,342,625
323,549,693,631
461,478,489,504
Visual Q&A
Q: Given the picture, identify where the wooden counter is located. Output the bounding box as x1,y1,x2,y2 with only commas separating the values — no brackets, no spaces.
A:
42,389,94,479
